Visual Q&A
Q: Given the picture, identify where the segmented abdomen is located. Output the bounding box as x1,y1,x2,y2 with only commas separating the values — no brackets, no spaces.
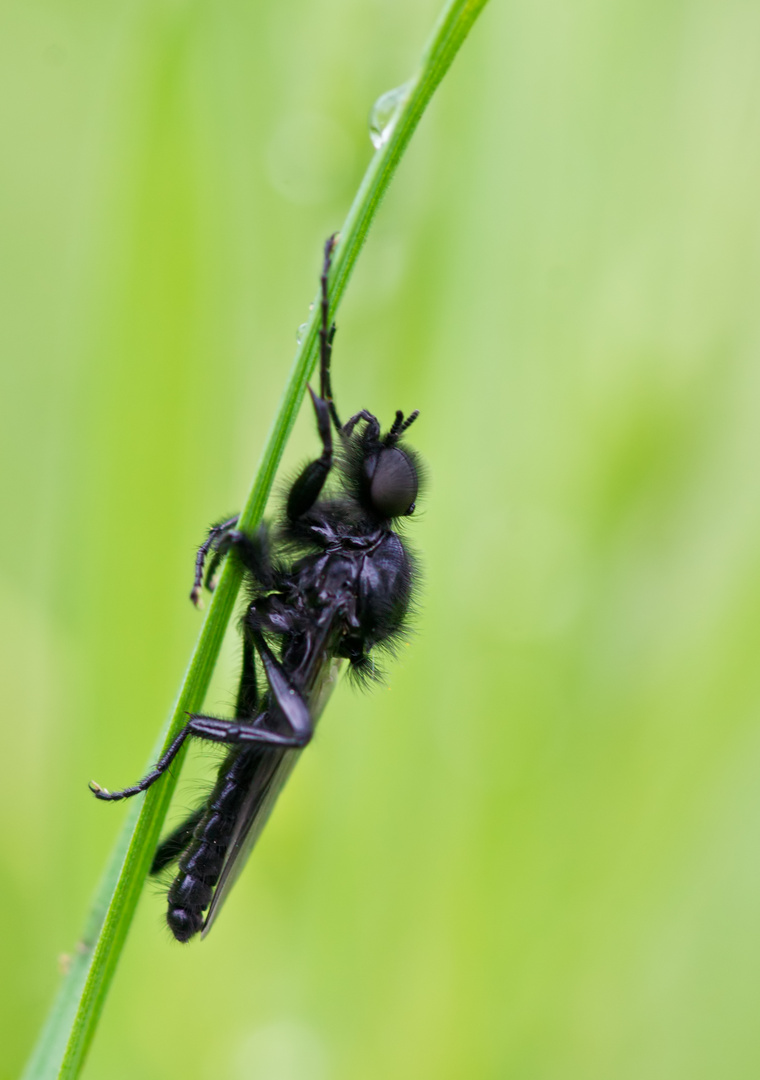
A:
165,747,262,942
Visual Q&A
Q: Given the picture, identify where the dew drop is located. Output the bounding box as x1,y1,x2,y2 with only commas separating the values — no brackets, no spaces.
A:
369,82,410,149
296,322,308,345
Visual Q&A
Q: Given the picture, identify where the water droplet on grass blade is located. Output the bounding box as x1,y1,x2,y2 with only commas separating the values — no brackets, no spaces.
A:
296,323,308,345
369,82,410,149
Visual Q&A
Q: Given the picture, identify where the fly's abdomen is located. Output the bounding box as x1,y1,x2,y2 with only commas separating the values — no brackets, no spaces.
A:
166,750,256,942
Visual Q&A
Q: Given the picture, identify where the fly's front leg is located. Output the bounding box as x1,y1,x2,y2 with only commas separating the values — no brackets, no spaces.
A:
319,233,342,431
341,409,381,441
286,234,348,519
286,387,334,521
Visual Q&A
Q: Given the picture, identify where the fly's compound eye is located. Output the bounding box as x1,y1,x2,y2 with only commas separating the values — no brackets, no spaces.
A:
368,447,418,518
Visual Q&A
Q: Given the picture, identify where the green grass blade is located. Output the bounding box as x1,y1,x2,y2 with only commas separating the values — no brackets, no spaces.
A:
22,0,489,1075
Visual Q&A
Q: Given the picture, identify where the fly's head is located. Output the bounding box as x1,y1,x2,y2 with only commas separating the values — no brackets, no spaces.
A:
347,409,422,522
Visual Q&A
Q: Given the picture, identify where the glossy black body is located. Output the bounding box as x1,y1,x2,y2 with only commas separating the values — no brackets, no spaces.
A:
91,237,422,941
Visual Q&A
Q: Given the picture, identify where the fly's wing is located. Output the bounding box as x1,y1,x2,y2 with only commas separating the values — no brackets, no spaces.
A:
201,620,344,937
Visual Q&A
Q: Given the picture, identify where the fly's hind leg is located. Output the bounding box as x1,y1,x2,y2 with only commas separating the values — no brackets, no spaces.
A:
89,713,309,804
151,807,205,874
89,724,195,802
185,631,313,752
234,630,259,719
90,632,313,803
150,630,260,872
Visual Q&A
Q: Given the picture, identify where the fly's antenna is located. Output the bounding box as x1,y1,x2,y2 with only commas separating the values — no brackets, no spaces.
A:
385,409,420,444
319,233,342,432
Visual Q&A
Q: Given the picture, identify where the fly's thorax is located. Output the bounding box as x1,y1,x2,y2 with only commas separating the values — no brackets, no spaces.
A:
355,530,413,640
314,551,360,605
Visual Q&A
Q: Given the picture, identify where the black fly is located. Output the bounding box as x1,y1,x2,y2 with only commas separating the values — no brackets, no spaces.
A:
90,237,423,942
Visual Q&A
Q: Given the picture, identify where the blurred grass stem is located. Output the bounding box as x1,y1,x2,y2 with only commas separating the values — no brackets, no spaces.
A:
22,0,489,1076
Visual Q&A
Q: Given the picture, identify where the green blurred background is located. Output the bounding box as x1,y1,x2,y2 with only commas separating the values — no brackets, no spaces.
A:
4,0,760,1076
